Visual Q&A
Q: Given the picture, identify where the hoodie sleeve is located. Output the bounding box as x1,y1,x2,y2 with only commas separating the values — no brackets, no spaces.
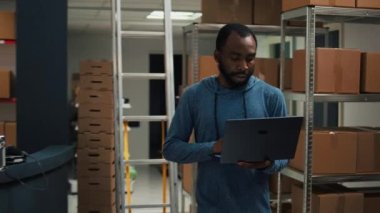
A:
163,88,215,163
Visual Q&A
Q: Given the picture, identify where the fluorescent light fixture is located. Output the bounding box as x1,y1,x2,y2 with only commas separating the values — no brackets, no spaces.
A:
147,11,202,20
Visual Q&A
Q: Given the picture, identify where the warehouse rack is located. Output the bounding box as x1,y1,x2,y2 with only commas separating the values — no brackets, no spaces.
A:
112,0,178,212
279,6,380,213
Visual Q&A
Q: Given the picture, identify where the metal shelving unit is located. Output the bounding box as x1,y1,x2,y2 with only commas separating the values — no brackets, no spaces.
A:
279,6,380,213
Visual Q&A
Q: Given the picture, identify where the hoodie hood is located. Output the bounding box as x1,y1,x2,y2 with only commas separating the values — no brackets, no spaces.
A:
201,75,259,95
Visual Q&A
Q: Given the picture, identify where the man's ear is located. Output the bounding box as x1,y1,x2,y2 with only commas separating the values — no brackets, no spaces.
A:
214,50,221,64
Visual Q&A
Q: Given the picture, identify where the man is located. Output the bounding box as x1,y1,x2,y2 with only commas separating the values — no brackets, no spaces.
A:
163,23,288,213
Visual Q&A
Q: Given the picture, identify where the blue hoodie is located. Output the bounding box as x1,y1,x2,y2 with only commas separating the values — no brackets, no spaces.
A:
163,76,288,213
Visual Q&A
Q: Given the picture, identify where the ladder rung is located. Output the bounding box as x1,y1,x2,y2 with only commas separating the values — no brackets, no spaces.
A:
123,115,168,121
125,203,170,209
124,159,168,165
122,73,166,80
121,31,165,37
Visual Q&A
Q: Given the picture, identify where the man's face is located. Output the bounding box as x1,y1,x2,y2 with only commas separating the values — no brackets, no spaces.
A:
215,32,257,88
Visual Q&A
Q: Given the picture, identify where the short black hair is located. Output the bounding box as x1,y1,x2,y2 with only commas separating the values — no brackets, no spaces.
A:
215,23,257,51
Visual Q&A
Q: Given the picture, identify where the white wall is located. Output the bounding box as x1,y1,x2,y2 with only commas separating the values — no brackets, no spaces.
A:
341,23,380,127
68,32,283,159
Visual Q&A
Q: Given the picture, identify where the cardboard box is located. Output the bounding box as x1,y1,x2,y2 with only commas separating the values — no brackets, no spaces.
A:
290,129,358,174
78,133,115,149
187,56,219,85
0,11,15,39
292,48,360,94
78,90,114,105
0,70,11,98
78,204,116,213
78,189,115,206
77,161,115,178
282,0,355,12
77,148,115,163
292,184,363,213
5,122,16,147
354,127,380,173
0,122,4,135
201,0,252,24
182,163,193,194
356,0,380,9
255,58,279,87
80,75,113,91
78,103,114,119
364,193,380,213
253,0,282,26
80,60,113,76
283,59,292,90
360,52,380,93
269,173,294,194
78,177,115,192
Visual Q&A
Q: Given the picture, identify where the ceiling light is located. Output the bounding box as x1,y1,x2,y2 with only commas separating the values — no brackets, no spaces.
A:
147,11,202,20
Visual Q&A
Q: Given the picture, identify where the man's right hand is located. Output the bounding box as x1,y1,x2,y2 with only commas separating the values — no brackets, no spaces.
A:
213,138,223,154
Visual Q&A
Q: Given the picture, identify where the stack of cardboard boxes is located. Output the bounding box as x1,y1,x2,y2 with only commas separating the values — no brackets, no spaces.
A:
77,60,116,213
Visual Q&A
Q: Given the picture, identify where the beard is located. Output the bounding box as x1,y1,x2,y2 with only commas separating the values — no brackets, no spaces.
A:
218,63,254,88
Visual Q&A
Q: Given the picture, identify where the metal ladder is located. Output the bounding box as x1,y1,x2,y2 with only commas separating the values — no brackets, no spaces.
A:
111,0,179,212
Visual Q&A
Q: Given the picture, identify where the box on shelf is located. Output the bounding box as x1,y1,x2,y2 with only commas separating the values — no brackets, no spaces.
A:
0,11,15,40
201,0,252,24
0,70,11,98
364,193,380,213
252,0,282,26
282,0,355,12
187,56,218,85
292,184,364,213
255,58,279,87
77,148,115,163
360,52,380,93
77,133,115,149
5,122,16,147
78,103,114,119
80,60,113,76
0,122,4,135
78,118,114,134
80,75,113,91
269,173,294,194
78,177,115,192
292,48,360,94
354,127,380,173
78,204,116,213
78,189,115,206
182,163,193,194
77,90,114,105
356,0,380,9
290,129,358,174
77,161,115,178
283,59,292,90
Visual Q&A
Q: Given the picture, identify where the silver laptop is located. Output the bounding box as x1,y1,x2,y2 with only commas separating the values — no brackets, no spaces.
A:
220,116,303,163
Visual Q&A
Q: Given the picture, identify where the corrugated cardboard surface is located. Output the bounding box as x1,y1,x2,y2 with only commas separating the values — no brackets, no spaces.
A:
80,75,113,91
292,184,364,213
77,148,115,163
269,173,293,194
78,204,116,213
284,59,292,90
78,133,115,149
78,103,114,119
0,70,11,98
78,177,115,192
0,11,15,39
360,52,380,93
187,56,219,85
364,194,380,213
255,58,279,87
356,0,380,9
78,189,115,206
5,122,16,147
78,118,114,134
78,90,114,105
77,161,115,178
282,0,354,11
292,48,360,93
253,0,281,26
355,127,380,173
202,0,252,24
80,60,113,76
0,121,4,135
290,130,358,174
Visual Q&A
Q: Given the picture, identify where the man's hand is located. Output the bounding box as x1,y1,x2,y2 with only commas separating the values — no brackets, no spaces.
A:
237,160,272,169
213,138,223,154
